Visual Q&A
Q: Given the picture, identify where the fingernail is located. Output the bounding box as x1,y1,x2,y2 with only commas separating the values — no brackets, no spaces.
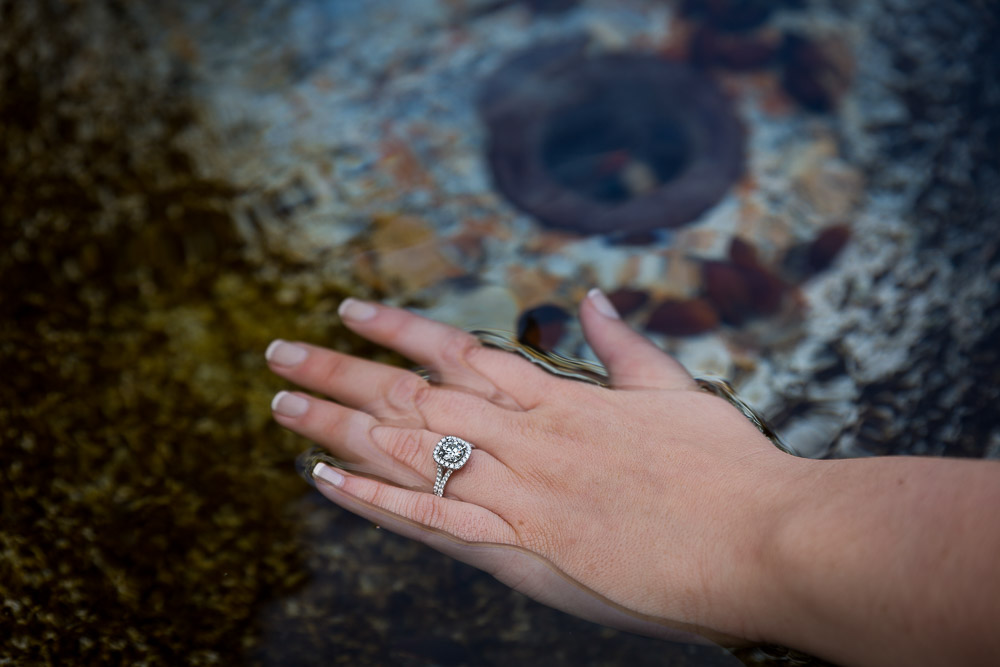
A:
265,339,308,367
271,391,309,417
588,288,620,319
338,298,377,322
313,461,345,488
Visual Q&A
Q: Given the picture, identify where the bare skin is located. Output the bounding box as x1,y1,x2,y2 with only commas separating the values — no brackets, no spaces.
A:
266,289,1000,666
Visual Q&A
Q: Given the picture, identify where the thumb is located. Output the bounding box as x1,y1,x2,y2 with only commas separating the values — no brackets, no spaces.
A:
580,289,695,390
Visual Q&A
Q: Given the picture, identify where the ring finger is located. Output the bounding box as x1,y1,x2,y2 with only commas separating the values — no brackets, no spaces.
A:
270,390,509,501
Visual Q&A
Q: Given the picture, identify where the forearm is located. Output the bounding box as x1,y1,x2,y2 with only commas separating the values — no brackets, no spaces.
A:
757,456,1000,666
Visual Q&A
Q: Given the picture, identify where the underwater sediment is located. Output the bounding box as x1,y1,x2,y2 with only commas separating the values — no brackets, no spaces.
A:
2,0,998,665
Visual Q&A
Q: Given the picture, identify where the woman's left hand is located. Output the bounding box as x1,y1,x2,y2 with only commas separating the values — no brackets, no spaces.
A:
265,291,796,645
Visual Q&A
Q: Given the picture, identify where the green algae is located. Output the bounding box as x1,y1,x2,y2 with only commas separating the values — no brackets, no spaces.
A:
0,4,393,662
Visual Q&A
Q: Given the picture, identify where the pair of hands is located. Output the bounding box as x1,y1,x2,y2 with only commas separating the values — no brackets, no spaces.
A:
266,289,796,646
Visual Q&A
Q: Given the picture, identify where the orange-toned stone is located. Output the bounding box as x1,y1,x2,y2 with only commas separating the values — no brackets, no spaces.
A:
523,229,579,255
448,216,513,263
369,214,463,292
378,135,433,189
352,251,386,292
660,249,703,299
616,255,642,286
796,162,864,219
675,228,722,255
506,265,564,309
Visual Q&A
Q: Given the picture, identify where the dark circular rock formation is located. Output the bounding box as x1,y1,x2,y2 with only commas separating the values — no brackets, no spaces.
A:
479,40,745,235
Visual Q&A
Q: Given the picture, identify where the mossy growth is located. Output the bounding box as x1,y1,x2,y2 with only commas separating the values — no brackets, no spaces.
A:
0,4,394,662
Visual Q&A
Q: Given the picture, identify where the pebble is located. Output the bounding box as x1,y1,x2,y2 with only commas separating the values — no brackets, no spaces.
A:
795,161,864,221
781,34,855,113
418,284,520,331
645,298,720,337
369,214,464,293
517,303,572,351
780,412,849,459
607,288,650,318
675,335,734,379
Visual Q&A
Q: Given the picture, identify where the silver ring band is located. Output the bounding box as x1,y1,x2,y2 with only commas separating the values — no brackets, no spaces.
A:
432,436,473,497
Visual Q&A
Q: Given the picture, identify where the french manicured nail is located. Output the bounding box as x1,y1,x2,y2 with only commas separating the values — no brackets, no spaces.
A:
588,288,620,319
313,461,345,488
265,339,308,367
338,298,377,322
271,390,309,417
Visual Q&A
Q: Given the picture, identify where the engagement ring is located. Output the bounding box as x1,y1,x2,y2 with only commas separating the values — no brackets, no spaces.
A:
432,436,473,496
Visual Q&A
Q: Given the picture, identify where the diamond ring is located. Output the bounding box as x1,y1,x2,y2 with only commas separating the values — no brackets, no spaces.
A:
432,436,473,497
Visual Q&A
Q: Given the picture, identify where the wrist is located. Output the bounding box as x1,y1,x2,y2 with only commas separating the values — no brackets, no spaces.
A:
696,450,818,645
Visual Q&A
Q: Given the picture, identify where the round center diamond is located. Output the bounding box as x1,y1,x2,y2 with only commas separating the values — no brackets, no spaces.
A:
433,436,472,469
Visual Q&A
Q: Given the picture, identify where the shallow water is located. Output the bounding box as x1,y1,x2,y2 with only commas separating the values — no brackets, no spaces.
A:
2,1,997,664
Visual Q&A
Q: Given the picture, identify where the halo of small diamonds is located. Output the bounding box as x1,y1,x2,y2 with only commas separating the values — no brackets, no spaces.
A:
433,436,473,470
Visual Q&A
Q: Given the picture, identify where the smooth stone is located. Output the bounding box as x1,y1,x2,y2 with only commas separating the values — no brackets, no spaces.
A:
418,284,520,332
675,335,734,379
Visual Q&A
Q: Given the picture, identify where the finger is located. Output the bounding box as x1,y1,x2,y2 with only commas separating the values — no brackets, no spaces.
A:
312,462,517,544
579,289,695,390
270,391,509,498
266,340,518,431
337,298,559,407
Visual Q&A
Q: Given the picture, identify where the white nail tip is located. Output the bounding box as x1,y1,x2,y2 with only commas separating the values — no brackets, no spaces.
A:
265,340,308,366
271,390,309,417
587,288,621,320
313,462,345,488
265,339,283,361
270,390,288,412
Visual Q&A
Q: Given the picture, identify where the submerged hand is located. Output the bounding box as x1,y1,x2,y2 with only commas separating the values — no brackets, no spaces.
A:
265,289,793,646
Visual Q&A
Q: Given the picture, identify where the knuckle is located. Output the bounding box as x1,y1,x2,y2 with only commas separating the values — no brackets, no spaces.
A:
318,353,350,389
364,482,392,509
407,493,446,528
309,402,342,433
385,374,431,414
437,330,481,368
377,426,427,471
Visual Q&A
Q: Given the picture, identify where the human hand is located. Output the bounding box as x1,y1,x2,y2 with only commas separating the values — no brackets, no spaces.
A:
266,289,798,646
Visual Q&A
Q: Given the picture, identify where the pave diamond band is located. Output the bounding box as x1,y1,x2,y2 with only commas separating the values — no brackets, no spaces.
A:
432,436,473,497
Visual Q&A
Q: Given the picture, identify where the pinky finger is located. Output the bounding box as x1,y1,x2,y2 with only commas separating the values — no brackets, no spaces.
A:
312,462,517,546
